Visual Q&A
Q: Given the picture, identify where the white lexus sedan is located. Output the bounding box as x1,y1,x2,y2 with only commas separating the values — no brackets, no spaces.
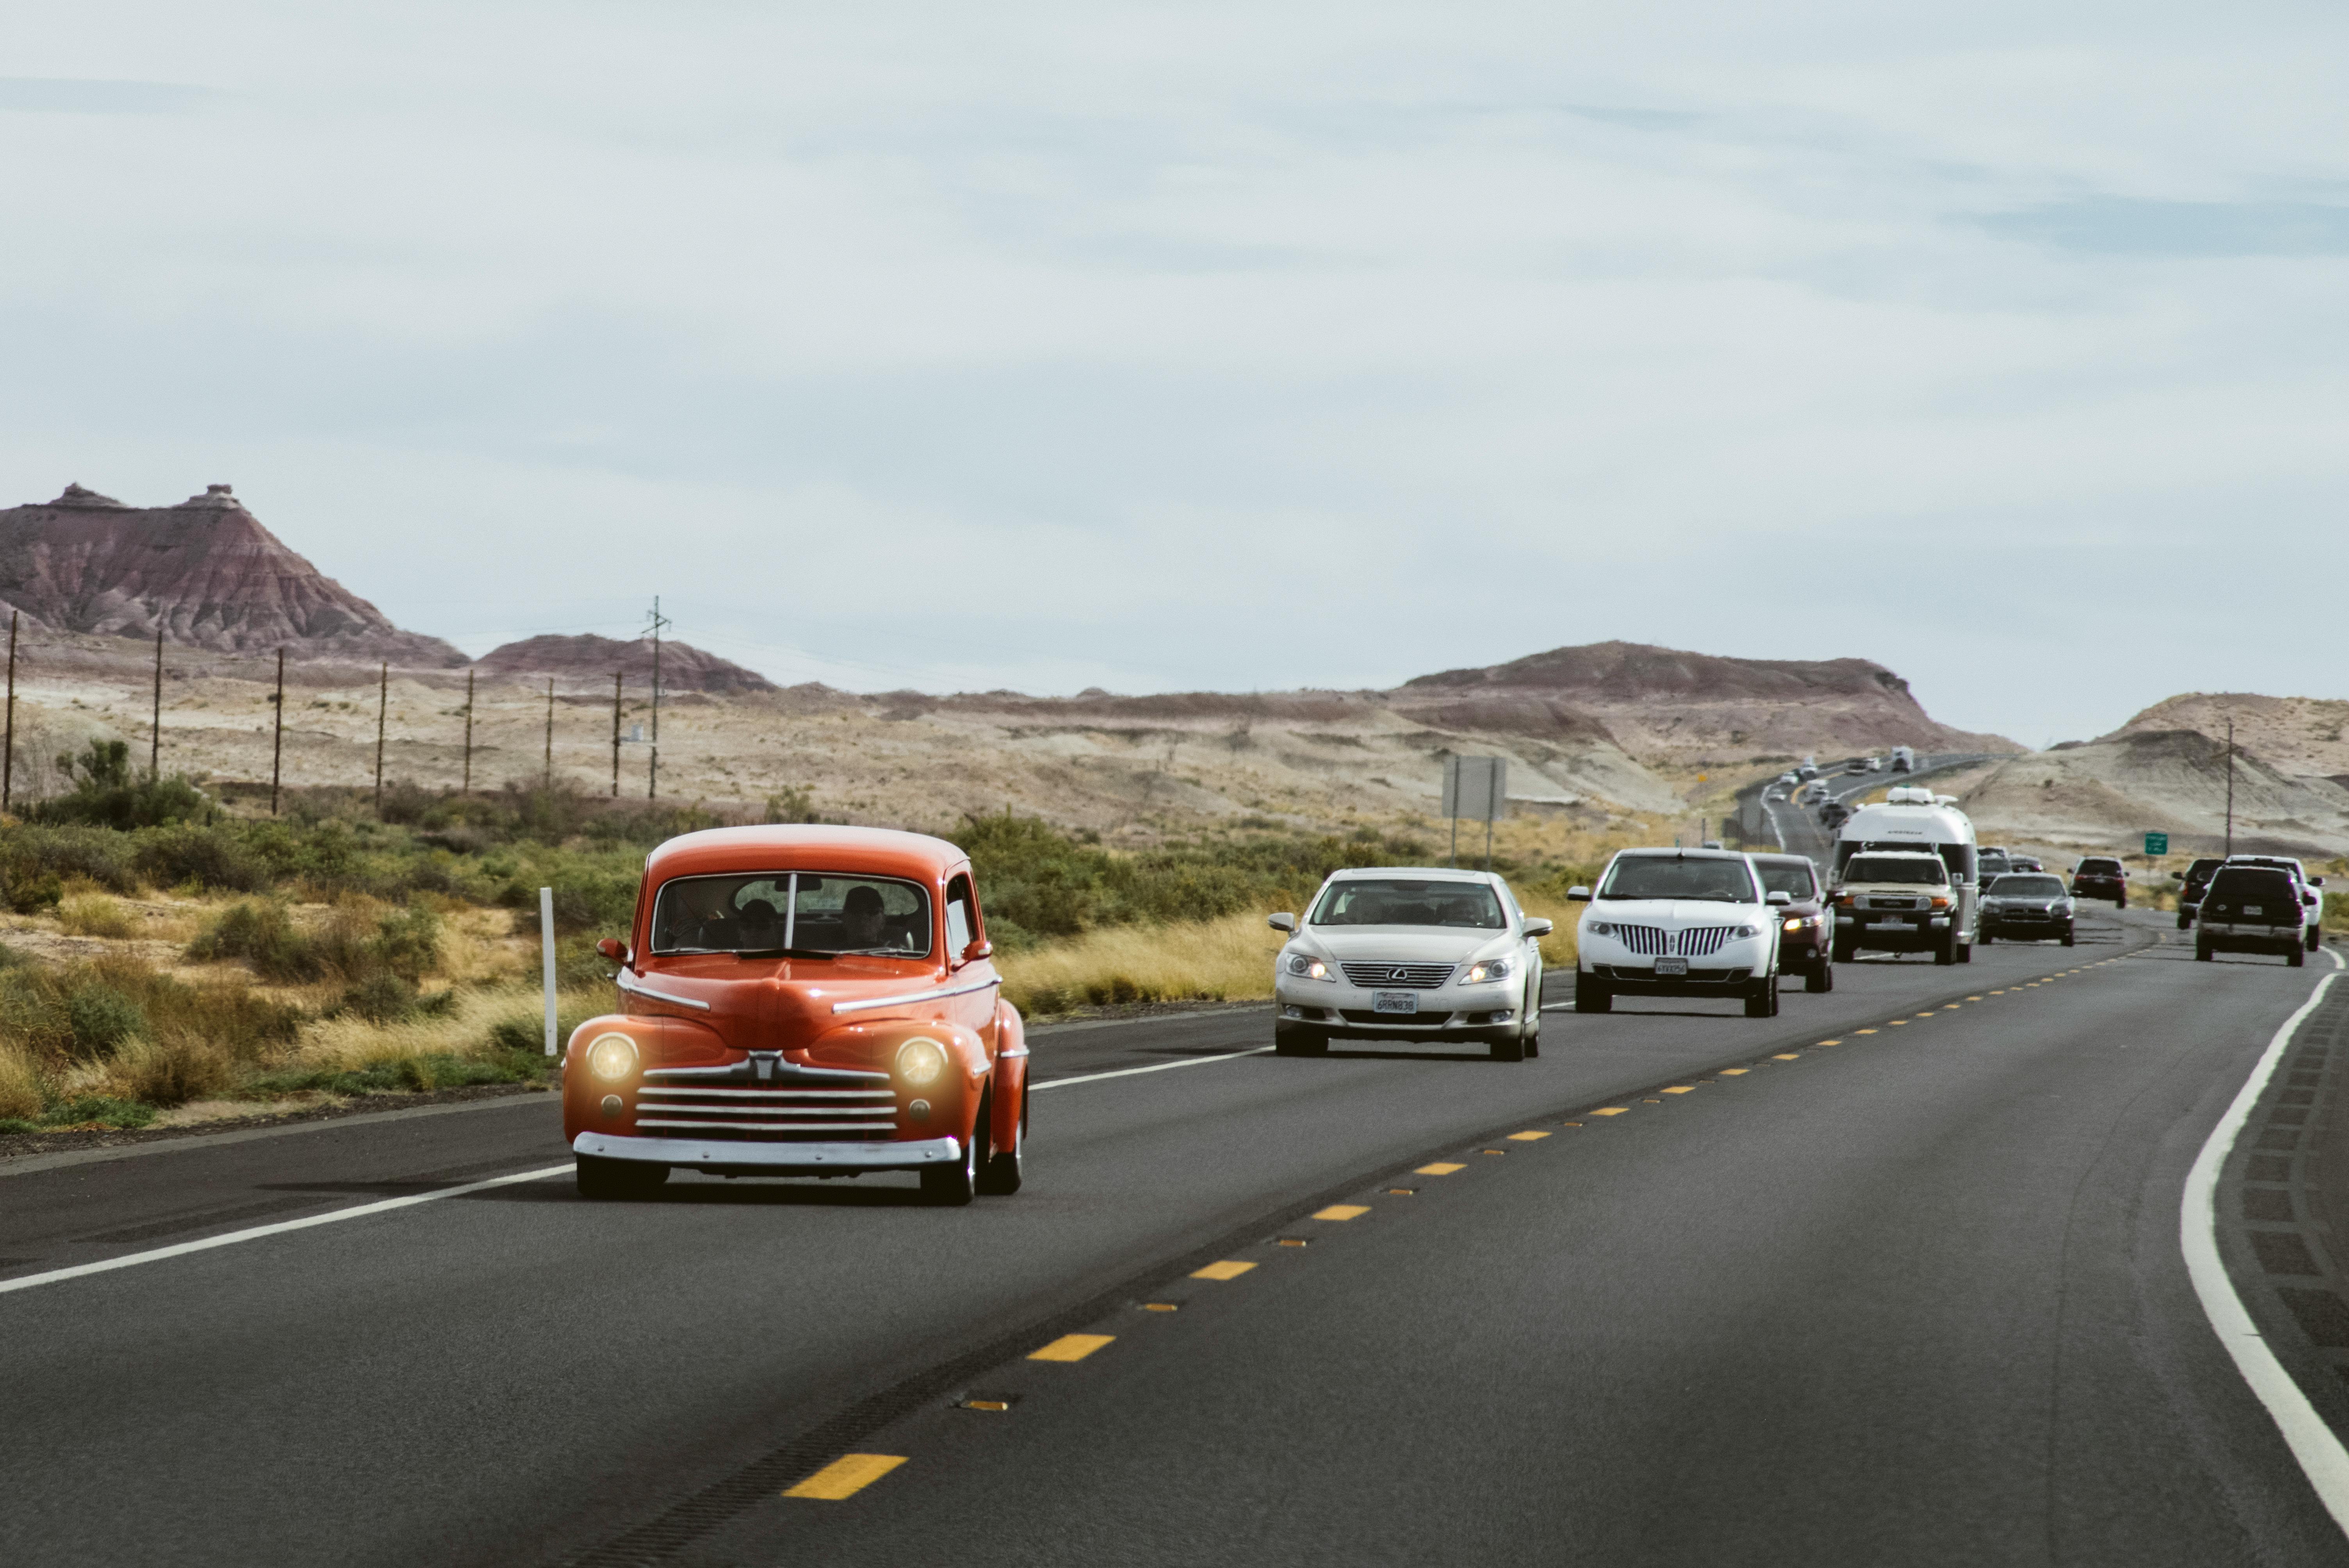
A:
1567,848,1789,1017
1268,868,1551,1062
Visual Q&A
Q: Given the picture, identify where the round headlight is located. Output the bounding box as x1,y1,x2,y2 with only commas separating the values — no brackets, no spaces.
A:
585,1032,638,1082
896,1036,948,1087
1733,924,1760,939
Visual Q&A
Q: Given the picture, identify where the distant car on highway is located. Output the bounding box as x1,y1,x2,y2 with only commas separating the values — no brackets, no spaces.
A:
2170,857,2226,930
1777,771,1800,786
2010,855,2045,873
2070,857,2128,907
1567,849,1787,1017
1752,852,1833,991
1890,746,1917,773
565,825,1028,1205
2223,855,2324,951
2197,864,2309,967
1861,755,1884,772
1977,850,2013,882
1268,869,1549,1061
1978,873,2075,946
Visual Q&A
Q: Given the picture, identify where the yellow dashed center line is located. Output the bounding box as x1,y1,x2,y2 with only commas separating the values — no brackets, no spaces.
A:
1417,1162,1466,1174
1507,1129,1551,1140
1717,1068,1749,1076
1588,1108,1629,1117
1966,996,1982,1001
1030,1334,1115,1363
1773,1053,1800,1060
1141,1303,1178,1312
1192,1260,1256,1281
1818,1039,1841,1046
1855,1028,1878,1035
1661,1086,1695,1095
1889,1020,1907,1026
786,1454,907,1500
1313,1205,1370,1222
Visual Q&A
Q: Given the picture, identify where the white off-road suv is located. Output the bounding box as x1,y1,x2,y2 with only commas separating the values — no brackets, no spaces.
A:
1268,868,1551,1062
1566,848,1788,1017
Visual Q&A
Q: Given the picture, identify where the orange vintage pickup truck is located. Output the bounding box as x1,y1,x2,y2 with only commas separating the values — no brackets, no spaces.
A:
563,825,1027,1206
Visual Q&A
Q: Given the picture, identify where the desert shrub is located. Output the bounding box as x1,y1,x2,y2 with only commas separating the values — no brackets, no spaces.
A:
132,823,274,893
66,984,148,1056
0,824,139,908
247,1048,544,1099
487,1005,595,1056
0,955,303,1075
105,1033,233,1106
30,742,215,830
0,1042,43,1121
190,898,444,985
56,891,137,939
332,973,423,1024
189,900,316,980
505,856,642,937
25,1094,157,1130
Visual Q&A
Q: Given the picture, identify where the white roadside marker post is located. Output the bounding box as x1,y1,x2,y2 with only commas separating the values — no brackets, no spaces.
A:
540,886,559,1057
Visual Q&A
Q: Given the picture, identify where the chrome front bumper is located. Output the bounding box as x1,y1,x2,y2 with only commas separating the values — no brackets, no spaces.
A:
573,1131,962,1171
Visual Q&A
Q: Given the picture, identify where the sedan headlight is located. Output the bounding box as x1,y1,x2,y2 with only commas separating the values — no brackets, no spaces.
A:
1732,924,1761,939
585,1032,638,1082
1460,956,1514,984
895,1036,949,1087
1283,953,1335,981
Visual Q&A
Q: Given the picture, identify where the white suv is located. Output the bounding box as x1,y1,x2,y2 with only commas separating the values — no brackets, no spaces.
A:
1269,868,1550,1062
1566,848,1788,1018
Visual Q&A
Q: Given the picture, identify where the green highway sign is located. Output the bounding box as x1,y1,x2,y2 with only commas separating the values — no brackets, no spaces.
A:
2144,832,2169,856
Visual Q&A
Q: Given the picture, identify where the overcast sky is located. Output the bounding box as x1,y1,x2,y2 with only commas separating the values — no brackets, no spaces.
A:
4,3,2346,747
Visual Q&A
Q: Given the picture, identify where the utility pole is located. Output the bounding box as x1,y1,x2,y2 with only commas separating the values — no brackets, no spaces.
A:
645,596,671,801
2,611,15,816
2224,716,2236,858
462,668,475,795
610,672,622,798
269,648,285,816
374,662,387,814
150,622,164,782
544,677,554,787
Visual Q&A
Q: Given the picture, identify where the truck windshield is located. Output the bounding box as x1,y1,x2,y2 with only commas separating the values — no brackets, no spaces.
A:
1598,857,1758,902
1844,856,1948,885
651,873,933,956
1311,879,1505,928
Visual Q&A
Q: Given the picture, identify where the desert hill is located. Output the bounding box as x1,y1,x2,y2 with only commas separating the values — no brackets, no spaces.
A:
1399,640,2018,761
473,633,777,696
0,483,464,666
2103,691,2349,783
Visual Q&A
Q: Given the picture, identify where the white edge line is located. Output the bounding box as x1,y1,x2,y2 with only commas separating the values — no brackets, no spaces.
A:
0,1163,573,1299
2181,945,2349,1537
1032,1046,1273,1091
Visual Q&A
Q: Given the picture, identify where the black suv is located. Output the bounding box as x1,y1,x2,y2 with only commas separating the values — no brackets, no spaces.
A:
2071,857,2128,907
2197,867,2308,966
2171,857,2225,930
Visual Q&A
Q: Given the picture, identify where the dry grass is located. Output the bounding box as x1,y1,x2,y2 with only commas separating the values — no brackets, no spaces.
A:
288,980,604,1072
55,891,137,939
0,1041,43,1120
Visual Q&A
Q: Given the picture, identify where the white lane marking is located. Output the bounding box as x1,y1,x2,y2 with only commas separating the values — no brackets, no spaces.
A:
2181,945,2349,1537
0,1164,573,1299
1033,1046,1273,1091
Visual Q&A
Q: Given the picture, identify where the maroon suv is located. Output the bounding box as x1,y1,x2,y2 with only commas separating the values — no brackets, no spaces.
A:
2071,857,2128,907
1752,852,1833,992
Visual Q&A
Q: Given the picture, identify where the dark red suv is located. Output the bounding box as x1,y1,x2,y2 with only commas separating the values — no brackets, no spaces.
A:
2071,857,2128,907
1752,853,1833,992
2172,857,2225,930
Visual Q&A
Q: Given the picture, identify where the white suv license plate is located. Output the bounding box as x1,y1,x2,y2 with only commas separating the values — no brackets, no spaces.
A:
1372,991,1419,1014
1654,957,1689,976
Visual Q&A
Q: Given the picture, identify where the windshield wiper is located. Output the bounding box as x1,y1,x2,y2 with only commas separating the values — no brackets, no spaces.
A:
731,947,839,960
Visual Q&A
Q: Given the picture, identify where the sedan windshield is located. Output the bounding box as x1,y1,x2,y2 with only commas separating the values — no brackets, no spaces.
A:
1312,879,1505,928
651,873,932,956
1598,857,1757,903
1988,875,2065,898
1845,856,1948,886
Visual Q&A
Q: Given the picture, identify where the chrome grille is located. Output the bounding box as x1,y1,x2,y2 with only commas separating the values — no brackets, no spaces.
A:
1867,896,1921,910
1675,926,1734,957
1610,925,1669,957
637,1060,896,1142
1338,962,1455,989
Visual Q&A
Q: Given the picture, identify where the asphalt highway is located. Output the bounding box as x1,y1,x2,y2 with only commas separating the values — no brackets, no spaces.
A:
5,908,2349,1566
1757,752,1995,862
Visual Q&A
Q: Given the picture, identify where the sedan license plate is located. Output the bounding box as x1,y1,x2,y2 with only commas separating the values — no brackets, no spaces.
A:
1654,956,1689,976
1372,991,1419,1014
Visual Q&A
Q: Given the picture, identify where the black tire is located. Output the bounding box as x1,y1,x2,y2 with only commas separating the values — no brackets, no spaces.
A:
2310,927,2322,953
2290,946,2306,969
1273,1023,1327,1057
1980,928,1995,945
1804,960,1830,994
1832,935,1856,964
1956,941,1973,965
2196,936,2214,962
1574,973,1611,1014
1743,976,1779,1018
976,1084,1025,1196
2176,912,2191,931
922,1110,984,1206
1490,1031,1525,1062
1934,930,1955,966
2117,896,2128,909
2060,928,2075,948
576,1154,667,1201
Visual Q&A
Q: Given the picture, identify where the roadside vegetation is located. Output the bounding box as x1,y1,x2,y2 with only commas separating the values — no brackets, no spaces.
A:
0,748,1651,1133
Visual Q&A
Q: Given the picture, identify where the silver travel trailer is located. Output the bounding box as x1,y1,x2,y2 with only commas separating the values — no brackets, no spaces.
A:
1832,788,1980,963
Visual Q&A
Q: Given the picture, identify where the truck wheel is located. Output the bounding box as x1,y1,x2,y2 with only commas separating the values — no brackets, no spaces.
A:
1980,930,1995,945
2195,936,2214,962
922,1119,983,1206
977,1087,1025,1196
1574,973,1612,1014
576,1154,667,1201
1274,1023,1327,1056
2176,911,2191,931
1934,931,1955,966
2060,928,2075,947
2290,946,2307,969
1956,941,1973,964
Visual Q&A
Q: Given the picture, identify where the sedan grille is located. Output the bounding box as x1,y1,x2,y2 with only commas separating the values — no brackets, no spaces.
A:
636,1064,896,1142
1338,962,1455,989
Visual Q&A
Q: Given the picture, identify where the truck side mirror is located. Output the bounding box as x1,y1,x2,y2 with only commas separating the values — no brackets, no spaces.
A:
1522,917,1554,938
2313,876,2328,887
595,937,628,965
1267,913,1296,932
1566,886,1592,902
2169,871,2183,881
